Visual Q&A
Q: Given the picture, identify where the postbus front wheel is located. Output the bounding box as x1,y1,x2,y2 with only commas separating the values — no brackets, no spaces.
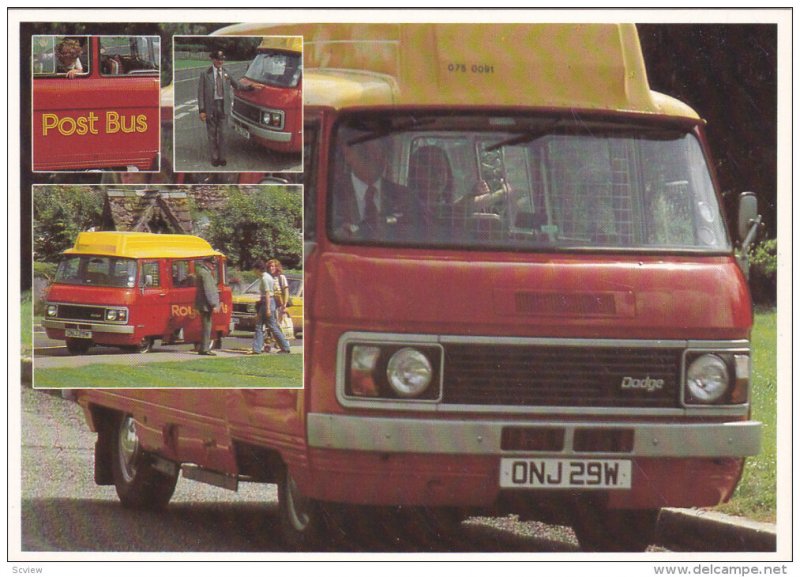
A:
65,338,92,355
110,413,178,510
277,465,328,550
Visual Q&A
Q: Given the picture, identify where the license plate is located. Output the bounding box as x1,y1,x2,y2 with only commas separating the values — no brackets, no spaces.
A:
233,121,250,140
500,458,632,489
65,328,92,339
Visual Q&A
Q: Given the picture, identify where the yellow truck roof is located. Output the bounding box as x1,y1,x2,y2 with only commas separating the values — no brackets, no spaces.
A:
258,36,303,53
65,231,223,259
214,22,700,119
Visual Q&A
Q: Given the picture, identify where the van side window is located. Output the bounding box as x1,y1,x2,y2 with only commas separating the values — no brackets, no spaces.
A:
140,261,161,288
171,260,193,288
32,35,89,77
99,36,160,77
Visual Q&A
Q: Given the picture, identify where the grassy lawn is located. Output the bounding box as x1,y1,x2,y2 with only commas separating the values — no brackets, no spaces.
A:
717,308,777,522
21,292,33,357
34,353,302,389
174,59,248,70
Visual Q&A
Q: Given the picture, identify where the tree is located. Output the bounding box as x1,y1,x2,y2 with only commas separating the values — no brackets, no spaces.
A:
33,186,104,263
207,186,303,271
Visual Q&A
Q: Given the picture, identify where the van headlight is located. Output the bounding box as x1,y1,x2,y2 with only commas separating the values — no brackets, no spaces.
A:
685,354,731,403
345,343,441,401
387,348,433,398
46,304,58,317
262,110,284,128
105,308,128,322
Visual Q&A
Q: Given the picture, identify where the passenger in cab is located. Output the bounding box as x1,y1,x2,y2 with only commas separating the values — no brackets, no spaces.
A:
55,38,84,78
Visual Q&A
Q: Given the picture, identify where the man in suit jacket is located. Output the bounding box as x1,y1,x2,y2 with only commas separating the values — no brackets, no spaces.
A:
197,49,260,167
194,257,220,356
332,135,430,241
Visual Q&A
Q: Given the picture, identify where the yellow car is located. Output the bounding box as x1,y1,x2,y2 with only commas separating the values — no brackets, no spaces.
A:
232,274,303,339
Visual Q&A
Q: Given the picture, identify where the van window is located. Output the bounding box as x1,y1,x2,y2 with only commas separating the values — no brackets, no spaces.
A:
32,36,89,77
99,36,160,76
171,260,193,287
55,255,136,287
140,261,161,287
329,113,730,252
244,50,302,88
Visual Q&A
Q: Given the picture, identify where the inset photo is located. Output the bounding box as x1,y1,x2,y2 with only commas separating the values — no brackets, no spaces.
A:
32,184,303,389
31,35,161,172
173,35,303,173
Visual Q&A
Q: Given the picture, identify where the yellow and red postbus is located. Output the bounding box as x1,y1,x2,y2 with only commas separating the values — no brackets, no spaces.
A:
72,24,761,552
43,231,232,354
229,35,303,154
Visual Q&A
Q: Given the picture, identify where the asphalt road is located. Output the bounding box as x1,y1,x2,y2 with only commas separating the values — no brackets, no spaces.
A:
33,327,301,369
19,385,664,554
172,62,302,174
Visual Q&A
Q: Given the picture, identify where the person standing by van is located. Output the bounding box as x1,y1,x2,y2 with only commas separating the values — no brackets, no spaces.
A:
197,49,260,167
250,260,291,355
195,257,220,356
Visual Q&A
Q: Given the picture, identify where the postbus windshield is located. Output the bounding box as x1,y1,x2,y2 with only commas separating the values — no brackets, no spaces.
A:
329,113,730,252
55,255,138,288
244,50,302,88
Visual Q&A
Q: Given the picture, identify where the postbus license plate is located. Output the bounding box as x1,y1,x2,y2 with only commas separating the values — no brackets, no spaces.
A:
233,121,250,140
65,328,92,339
500,458,632,489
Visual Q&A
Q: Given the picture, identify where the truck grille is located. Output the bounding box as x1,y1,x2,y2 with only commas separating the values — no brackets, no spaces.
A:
442,345,680,408
56,304,106,322
233,98,261,124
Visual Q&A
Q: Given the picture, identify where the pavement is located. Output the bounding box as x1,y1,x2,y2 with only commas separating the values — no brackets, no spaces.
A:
656,508,776,552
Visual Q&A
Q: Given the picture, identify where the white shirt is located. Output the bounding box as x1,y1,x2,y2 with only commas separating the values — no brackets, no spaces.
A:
350,173,382,219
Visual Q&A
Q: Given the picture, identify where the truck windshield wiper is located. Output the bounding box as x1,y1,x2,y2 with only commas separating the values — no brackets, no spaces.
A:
485,120,561,152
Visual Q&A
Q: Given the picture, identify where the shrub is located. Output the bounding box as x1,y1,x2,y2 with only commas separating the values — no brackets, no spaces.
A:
748,238,777,305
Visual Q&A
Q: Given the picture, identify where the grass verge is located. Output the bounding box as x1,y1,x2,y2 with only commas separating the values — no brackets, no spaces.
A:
33,353,302,389
717,308,777,522
21,291,33,358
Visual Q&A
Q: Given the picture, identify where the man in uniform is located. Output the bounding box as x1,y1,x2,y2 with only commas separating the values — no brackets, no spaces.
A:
194,257,220,356
197,49,260,167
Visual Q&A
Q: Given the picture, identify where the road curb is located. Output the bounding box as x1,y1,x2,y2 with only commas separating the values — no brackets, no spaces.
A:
657,508,776,552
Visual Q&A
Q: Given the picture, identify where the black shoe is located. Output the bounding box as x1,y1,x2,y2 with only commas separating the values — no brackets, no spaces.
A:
211,159,220,167
199,351,216,356
278,349,291,354
219,159,227,167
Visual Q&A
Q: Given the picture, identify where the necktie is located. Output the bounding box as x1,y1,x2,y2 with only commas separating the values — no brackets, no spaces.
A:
215,70,223,98
364,185,378,224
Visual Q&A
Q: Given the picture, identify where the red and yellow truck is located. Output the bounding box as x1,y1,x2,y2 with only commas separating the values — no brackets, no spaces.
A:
72,24,761,552
43,231,232,354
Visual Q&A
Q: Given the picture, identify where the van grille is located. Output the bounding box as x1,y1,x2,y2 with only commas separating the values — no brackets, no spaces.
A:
442,345,680,407
56,304,106,322
233,98,261,124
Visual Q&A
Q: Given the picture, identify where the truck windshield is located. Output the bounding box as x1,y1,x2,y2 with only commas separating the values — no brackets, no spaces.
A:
244,50,302,88
55,256,138,288
329,114,730,252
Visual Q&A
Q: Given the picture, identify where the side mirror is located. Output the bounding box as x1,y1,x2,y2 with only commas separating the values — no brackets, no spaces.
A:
738,192,760,243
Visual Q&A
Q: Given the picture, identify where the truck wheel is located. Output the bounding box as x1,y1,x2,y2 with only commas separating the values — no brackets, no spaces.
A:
110,414,178,510
65,338,91,355
127,337,154,353
571,505,660,552
277,466,327,550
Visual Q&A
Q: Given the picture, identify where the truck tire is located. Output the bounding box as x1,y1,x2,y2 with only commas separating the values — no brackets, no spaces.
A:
571,505,660,552
125,337,154,353
110,414,178,510
277,465,328,550
65,338,92,355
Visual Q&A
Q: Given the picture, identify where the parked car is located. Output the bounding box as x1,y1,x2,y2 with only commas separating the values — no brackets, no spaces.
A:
232,274,303,338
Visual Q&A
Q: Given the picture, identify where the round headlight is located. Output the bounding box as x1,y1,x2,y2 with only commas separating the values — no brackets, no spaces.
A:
106,310,118,321
687,354,730,403
386,348,433,398
46,304,57,317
